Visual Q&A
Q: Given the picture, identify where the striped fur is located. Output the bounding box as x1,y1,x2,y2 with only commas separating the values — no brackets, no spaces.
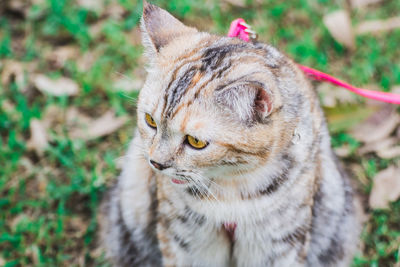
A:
99,2,360,266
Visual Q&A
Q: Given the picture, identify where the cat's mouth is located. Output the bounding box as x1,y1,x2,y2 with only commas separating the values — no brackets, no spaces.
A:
170,174,191,185
171,178,188,185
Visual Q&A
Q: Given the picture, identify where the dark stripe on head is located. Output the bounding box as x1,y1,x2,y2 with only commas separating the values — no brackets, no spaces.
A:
164,66,197,118
200,43,247,73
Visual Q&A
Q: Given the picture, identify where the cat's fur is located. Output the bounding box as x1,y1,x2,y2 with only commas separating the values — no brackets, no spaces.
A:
100,2,360,266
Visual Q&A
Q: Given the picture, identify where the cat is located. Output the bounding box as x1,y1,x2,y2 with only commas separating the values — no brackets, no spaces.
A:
99,1,360,266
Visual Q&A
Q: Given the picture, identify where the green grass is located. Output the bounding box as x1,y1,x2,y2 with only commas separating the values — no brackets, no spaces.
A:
1,0,399,266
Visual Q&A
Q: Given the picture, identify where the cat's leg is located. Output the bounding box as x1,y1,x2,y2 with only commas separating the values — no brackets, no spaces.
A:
99,133,162,267
307,139,360,267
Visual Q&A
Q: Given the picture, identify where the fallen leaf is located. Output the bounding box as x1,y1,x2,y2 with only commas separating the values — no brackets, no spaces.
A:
33,75,79,96
350,163,369,186
104,2,126,19
68,110,128,140
397,125,400,139
68,217,87,238
77,0,104,13
324,104,374,133
355,17,400,35
334,145,352,157
377,146,400,159
1,60,25,89
7,0,30,17
27,119,49,155
351,0,382,8
318,83,358,107
77,51,99,72
45,45,79,68
369,166,400,209
221,0,246,7
358,137,397,155
351,104,400,143
323,10,355,50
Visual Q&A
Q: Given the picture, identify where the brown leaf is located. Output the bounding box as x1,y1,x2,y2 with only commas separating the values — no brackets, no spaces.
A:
77,0,104,13
356,17,400,35
377,146,400,159
68,110,128,140
369,166,400,209
6,0,30,17
27,119,49,155
318,83,357,107
323,10,355,50
105,3,126,19
1,60,25,89
351,0,382,8
358,137,397,155
45,45,79,68
351,104,400,143
33,75,79,96
221,0,246,7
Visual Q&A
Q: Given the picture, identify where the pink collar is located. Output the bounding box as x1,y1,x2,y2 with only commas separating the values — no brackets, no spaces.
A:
228,18,400,105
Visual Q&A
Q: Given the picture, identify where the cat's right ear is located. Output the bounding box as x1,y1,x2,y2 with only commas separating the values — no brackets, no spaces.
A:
140,1,197,56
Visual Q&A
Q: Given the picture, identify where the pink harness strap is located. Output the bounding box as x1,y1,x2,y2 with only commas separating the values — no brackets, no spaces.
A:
228,18,400,105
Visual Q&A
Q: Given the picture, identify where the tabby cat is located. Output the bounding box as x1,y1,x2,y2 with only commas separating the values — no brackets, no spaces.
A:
100,2,360,266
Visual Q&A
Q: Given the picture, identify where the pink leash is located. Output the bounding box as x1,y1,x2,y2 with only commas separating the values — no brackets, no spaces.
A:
228,18,400,105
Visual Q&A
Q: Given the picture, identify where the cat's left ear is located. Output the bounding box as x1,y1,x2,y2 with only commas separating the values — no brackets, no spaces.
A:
215,83,273,124
140,1,197,55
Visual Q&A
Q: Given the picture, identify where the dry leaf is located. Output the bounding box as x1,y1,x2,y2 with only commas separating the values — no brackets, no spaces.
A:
1,60,25,89
33,75,79,96
45,45,79,68
221,0,246,7
318,83,357,107
7,0,30,16
69,110,128,140
351,0,382,8
351,105,400,143
323,10,355,50
358,137,397,155
104,3,126,19
334,145,352,157
27,119,49,155
369,166,400,209
377,146,400,159
77,0,104,13
356,17,400,35
77,51,99,72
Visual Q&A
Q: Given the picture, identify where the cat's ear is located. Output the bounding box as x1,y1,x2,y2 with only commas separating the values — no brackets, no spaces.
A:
140,1,197,55
215,83,273,124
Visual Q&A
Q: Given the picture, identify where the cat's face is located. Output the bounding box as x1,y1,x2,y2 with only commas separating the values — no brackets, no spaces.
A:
137,2,295,186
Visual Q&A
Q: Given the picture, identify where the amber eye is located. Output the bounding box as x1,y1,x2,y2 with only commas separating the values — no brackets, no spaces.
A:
145,113,157,129
186,135,208,149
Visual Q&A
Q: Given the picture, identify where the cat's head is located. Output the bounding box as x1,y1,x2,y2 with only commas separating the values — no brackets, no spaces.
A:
137,1,300,187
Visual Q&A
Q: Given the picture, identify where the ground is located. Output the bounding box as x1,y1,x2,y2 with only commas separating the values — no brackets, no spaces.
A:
0,0,399,266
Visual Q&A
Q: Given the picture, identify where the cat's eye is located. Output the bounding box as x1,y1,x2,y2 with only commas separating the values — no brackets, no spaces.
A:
186,135,208,149
145,113,157,129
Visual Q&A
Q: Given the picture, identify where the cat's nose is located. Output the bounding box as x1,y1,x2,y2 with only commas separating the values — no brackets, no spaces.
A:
149,160,169,170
